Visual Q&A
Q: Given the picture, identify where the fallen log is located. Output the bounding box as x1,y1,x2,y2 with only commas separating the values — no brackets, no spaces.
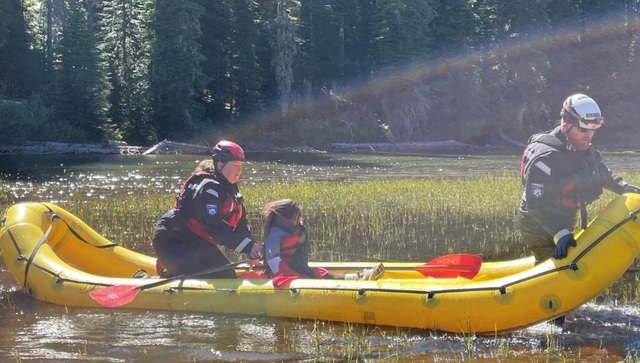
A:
142,139,212,155
0,141,146,155
0,140,212,155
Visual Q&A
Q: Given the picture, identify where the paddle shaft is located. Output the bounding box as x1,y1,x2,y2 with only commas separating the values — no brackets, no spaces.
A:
137,259,252,291
236,253,482,278
237,263,470,271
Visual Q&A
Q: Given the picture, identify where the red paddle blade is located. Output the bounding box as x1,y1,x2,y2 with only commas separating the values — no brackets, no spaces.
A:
415,253,483,279
89,285,141,308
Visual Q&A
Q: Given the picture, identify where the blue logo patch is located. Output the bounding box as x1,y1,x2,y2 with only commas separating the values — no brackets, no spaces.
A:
206,204,218,216
530,183,544,198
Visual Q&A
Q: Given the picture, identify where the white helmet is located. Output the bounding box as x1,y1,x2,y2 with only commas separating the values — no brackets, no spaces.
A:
561,94,604,130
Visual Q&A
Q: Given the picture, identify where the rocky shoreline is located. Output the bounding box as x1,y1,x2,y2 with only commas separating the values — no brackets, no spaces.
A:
0,139,499,156
0,140,210,155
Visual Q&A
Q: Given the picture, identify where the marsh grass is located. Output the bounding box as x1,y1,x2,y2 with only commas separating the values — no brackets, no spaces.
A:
291,321,612,362
0,173,631,262
15,174,527,260
241,173,528,262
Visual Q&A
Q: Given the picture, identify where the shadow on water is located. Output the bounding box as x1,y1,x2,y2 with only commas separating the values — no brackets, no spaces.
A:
0,154,135,180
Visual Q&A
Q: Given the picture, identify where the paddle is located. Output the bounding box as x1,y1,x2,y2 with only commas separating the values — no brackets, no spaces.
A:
236,253,483,279
90,259,251,308
414,253,483,279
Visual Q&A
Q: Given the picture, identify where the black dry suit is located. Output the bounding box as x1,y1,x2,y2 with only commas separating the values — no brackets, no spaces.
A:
152,169,257,278
518,126,633,241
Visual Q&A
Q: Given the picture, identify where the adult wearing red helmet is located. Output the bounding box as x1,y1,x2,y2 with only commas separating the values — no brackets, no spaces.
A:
518,94,639,263
152,141,263,278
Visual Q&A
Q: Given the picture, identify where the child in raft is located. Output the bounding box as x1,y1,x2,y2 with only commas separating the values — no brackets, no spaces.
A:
261,198,384,287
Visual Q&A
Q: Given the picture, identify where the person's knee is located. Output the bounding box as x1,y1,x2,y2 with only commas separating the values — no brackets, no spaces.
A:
531,246,553,263
524,235,554,263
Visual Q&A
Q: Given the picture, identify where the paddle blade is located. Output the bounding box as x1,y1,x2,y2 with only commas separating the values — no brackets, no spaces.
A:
89,260,252,308
89,285,141,308
415,254,483,279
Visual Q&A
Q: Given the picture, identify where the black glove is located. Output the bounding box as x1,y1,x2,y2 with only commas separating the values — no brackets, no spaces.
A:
552,231,577,259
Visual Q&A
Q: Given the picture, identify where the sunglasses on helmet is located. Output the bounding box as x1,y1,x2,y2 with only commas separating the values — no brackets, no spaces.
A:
576,125,596,133
563,106,604,131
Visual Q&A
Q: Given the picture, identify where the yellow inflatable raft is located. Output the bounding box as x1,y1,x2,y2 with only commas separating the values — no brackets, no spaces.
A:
2,195,639,334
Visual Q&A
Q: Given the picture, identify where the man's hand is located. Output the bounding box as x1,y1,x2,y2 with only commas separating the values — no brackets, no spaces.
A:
249,242,264,259
552,230,577,259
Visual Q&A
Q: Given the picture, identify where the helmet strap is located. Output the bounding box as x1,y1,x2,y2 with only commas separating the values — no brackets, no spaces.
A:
215,160,227,171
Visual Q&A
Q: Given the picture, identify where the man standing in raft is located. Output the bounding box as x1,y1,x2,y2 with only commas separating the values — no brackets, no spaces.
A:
518,93,640,263
152,141,263,278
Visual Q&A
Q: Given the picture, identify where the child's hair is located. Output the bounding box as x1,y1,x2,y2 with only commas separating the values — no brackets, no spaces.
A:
195,159,214,172
261,199,303,225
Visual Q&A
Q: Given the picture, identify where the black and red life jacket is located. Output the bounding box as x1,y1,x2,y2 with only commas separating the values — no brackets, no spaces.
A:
520,130,602,208
173,171,244,241
278,226,306,262
264,213,309,267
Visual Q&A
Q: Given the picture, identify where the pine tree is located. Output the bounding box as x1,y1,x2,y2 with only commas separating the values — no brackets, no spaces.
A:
149,0,206,139
51,0,112,141
429,0,475,50
368,0,435,68
297,0,369,86
100,0,154,144
196,0,264,124
0,0,45,97
228,0,264,118
264,0,299,116
197,0,233,124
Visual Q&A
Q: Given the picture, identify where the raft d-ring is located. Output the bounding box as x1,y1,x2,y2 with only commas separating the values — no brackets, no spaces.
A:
422,291,440,308
357,289,366,299
17,254,26,262
540,294,561,313
566,261,588,281
290,288,299,296
163,287,176,295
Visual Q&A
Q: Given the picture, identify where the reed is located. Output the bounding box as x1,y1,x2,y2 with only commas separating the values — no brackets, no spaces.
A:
241,173,526,262
0,173,632,261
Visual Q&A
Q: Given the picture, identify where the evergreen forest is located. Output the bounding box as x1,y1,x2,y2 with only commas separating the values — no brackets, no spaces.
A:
1,0,640,148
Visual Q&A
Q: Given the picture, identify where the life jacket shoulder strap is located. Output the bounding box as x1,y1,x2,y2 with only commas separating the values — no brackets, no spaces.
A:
173,171,217,208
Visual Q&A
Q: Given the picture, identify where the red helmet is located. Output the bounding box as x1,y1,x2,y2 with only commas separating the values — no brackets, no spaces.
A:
212,141,245,163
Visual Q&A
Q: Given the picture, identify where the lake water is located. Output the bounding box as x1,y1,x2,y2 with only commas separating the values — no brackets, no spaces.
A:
1,151,640,362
